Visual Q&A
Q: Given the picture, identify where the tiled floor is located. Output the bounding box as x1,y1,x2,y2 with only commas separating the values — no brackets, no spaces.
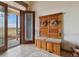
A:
8,39,20,48
0,44,59,57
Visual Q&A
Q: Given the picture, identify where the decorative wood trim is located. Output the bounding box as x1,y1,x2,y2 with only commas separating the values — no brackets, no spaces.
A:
0,1,21,11
8,5,21,11
25,11,35,13
33,11,35,43
39,13,63,18
0,1,7,6
5,3,8,48
20,10,24,44
14,1,28,10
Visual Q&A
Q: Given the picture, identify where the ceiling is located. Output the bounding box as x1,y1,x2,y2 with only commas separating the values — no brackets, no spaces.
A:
2,1,32,15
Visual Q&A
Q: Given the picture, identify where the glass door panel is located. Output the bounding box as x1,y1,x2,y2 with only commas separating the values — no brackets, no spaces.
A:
20,11,35,44
25,13,33,41
8,14,20,48
0,5,5,47
0,2,8,52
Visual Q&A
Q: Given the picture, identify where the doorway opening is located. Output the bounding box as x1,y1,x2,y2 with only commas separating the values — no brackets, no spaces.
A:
0,2,35,53
8,7,20,48
20,11,35,44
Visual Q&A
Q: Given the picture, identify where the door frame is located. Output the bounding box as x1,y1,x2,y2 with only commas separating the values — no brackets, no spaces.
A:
20,11,35,44
0,2,8,52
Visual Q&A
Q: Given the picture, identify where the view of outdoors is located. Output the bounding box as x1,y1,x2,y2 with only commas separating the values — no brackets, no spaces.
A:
0,5,5,47
0,6,33,48
8,13,20,48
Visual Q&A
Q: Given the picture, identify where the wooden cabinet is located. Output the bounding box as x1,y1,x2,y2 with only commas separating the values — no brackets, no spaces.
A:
40,28,48,37
39,13,63,39
53,43,61,55
46,41,61,55
36,39,42,48
47,42,53,53
35,13,62,55
42,40,47,50
35,39,61,55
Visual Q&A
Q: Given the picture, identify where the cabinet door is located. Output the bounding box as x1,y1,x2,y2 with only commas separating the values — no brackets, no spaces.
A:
40,28,48,37
40,16,49,37
42,40,47,50
37,40,42,48
40,16,49,28
56,44,61,55
47,42,53,53
49,13,63,38
53,43,61,55
49,15,58,38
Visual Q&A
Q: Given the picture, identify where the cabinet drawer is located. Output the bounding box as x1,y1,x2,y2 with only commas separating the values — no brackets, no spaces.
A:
47,42,53,53
36,40,42,48
53,43,61,55
42,40,47,50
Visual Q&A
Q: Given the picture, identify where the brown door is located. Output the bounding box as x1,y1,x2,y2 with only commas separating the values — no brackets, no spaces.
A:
0,2,8,52
20,11,35,44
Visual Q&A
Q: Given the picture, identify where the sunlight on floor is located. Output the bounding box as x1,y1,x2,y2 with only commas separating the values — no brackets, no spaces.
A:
8,39,20,48
0,44,59,57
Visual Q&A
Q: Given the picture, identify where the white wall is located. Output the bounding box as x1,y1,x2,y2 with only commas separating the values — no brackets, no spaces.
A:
31,1,79,50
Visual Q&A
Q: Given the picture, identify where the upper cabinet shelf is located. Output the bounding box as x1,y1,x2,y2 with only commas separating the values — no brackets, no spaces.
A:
39,13,63,39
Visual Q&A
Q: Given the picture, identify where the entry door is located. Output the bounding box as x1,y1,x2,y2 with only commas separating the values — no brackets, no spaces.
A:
0,2,8,52
20,11,35,44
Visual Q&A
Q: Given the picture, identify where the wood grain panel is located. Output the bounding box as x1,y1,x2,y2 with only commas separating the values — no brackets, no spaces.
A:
42,40,47,50
53,43,61,55
36,40,42,48
40,28,48,37
39,13,63,39
35,39,61,55
47,42,53,53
